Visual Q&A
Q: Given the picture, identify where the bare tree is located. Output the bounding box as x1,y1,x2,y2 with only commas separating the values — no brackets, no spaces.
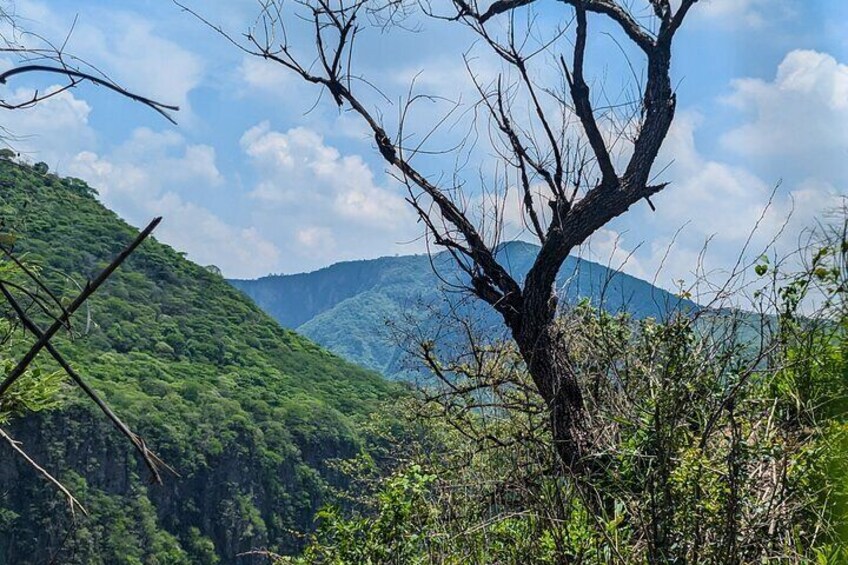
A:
185,0,699,472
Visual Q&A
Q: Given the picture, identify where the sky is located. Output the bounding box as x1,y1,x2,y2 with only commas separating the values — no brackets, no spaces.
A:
0,0,846,299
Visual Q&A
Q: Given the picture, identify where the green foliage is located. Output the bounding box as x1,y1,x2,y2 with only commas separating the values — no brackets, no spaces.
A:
0,158,402,563
0,362,63,425
292,226,848,564
290,465,437,564
0,244,64,426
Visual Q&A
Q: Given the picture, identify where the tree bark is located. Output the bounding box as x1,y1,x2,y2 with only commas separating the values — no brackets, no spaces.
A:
515,322,586,470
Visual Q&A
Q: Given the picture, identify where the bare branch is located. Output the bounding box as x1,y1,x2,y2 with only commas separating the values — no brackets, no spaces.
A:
464,0,656,53
0,282,173,484
0,217,162,398
0,427,88,516
0,65,179,124
562,7,617,188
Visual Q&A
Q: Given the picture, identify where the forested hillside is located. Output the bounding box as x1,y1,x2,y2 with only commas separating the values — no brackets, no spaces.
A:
231,243,697,377
0,158,400,564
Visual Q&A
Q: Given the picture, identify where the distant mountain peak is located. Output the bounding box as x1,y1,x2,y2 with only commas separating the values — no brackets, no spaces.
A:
230,247,697,378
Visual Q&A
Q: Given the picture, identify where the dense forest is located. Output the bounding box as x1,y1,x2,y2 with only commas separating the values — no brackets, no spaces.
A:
0,158,401,563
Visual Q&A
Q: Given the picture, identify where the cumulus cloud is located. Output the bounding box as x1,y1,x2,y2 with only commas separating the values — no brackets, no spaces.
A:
236,56,383,142
240,122,421,272
721,50,848,184
0,86,96,163
68,130,280,278
655,112,775,241
243,123,410,225
109,128,223,189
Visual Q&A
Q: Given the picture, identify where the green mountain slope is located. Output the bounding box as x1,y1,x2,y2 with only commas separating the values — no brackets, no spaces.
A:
0,159,399,564
231,243,698,377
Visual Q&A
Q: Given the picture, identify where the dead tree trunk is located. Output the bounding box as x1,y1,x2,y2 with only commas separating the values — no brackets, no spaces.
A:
212,0,702,473
515,321,585,468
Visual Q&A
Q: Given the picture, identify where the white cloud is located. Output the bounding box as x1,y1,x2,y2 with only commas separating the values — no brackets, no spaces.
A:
721,50,848,184
578,228,649,281
68,130,280,278
242,123,411,226
0,86,96,163
75,16,203,115
109,128,223,188
238,57,293,93
691,0,795,28
619,99,844,299
655,112,775,242
296,226,336,251
153,194,281,279
240,122,421,271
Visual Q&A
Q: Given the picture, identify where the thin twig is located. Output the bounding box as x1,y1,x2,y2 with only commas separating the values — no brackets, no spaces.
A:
0,427,88,516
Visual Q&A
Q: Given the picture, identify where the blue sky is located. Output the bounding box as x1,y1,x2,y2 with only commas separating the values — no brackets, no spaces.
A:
1,0,846,298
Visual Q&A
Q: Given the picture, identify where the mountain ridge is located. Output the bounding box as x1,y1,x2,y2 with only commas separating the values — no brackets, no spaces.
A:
230,241,698,378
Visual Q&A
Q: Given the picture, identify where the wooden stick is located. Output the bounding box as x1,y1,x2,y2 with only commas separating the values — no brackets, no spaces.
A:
0,282,175,483
0,427,88,516
0,217,161,398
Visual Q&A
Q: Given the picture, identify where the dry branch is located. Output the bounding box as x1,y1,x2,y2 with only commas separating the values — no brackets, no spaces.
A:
0,282,173,484
0,216,162,398
0,427,88,516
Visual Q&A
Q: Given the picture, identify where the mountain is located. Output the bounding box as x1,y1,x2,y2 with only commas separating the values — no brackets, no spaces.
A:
230,242,697,378
0,159,400,564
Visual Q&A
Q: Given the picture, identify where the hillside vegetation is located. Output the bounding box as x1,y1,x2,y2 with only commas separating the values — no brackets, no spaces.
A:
0,158,399,564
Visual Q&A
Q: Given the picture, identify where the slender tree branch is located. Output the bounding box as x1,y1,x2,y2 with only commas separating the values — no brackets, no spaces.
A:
0,65,179,124
465,0,656,53
0,217,162,398
562,9,617,189
0,282,173,484
0,427,88,516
